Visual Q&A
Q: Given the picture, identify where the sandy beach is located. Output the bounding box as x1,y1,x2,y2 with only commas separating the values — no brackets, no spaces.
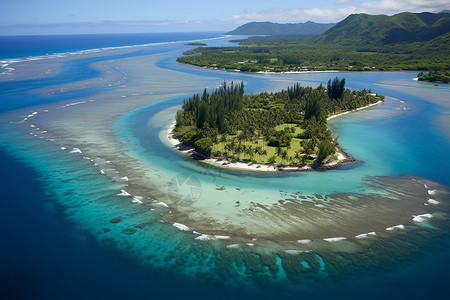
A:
327,100,383,121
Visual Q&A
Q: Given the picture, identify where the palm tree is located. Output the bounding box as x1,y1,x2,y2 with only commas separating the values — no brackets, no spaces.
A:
276,146,282,156
294,151,301,162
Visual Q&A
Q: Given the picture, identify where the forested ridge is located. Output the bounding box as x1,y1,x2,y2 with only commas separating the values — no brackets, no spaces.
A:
173,80,384,167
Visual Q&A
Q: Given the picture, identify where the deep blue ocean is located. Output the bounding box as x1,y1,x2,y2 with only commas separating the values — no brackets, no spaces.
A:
1,33,449,300
0,32,222,59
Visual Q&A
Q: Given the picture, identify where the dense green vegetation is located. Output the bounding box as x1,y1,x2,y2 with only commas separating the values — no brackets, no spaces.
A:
173,80,384,167
177,12,450,72
417,70,450,83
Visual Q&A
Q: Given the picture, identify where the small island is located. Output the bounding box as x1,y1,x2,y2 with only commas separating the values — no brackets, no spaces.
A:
417,70,450,83
185,42,207,46
170,79,384,171
171,77,384,171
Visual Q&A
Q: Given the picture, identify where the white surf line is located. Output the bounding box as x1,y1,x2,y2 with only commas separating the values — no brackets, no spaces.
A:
69,148,82,154
297,239,311,244
173,223,190,231
132,196,143,204
386,224,405,231
0,35,228,71
19,111,39,123
153,201,169,208
59,101,87,108
323,237,346,242
1,63,15,75
413,213,432,222
117,189,131,196
195,234,231,241
355,232,377,239
285,250,309,254
113,176,129,182
27,112,38,118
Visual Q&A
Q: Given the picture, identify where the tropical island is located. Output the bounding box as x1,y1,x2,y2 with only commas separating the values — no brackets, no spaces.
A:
177,12,450,73
170,79,384,171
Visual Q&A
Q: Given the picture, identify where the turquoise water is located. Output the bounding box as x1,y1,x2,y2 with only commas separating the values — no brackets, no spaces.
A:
0,33,449,299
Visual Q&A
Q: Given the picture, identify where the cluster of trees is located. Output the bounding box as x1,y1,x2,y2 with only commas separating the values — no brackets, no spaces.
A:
417,70,450,83
327,77,346,99
176,81,244,132
174,80,383,165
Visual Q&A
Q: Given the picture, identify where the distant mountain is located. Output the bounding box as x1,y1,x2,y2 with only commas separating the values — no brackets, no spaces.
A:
227,21,335,37
313,12,450,46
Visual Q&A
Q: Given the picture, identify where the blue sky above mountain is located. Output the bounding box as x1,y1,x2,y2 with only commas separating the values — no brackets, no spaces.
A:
1,0,448,34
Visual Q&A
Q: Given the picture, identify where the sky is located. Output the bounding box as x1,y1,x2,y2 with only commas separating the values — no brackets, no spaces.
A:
1,0,448,34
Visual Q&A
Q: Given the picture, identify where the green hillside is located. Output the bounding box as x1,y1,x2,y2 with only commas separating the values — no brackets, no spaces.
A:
314,12,450,46
227,21,335,36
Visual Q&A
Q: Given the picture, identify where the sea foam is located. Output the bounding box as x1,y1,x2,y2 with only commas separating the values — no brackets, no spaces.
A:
386,224,405,231
69,148,82,154
297,239,311,244
60,101,87,108
427,199,439,204
355,232,377,239
413,213,432,222
154,202,169,208
195,234,231,241
323,237,346,242
285,250,308,254
132,196,143,204
173,223,190,231
117,189,131,196
428,189,437,195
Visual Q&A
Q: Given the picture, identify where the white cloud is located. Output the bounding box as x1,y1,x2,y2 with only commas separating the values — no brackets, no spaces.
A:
360,0,449,13
230,0,449,24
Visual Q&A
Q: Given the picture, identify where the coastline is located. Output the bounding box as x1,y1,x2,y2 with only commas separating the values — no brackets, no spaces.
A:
177,61,342,75
165,100,383,173
327,100,383,121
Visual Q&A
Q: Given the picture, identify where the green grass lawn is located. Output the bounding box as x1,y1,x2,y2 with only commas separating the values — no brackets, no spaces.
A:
211,124,316,165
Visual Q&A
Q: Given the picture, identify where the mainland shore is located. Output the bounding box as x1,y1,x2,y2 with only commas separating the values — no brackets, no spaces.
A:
166,100,382,173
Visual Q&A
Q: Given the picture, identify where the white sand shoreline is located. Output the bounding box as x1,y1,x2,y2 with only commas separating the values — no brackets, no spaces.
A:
327,100,383,121
256,70,340,74
166,122,278,172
